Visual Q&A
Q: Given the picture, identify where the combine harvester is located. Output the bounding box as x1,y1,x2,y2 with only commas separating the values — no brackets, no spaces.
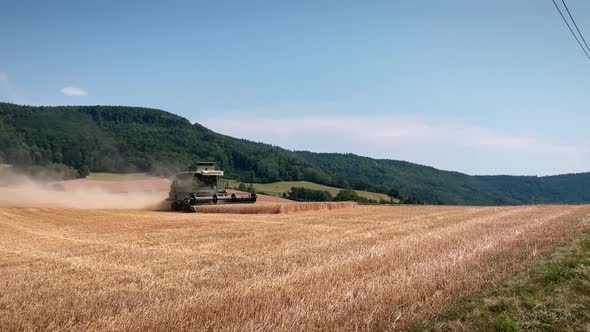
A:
166,162,256,212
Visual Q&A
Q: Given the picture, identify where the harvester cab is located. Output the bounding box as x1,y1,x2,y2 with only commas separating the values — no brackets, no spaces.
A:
167,162,256,212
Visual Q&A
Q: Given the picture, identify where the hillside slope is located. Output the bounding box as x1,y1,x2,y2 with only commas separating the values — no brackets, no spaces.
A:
1,102,589,205
295,152,590,205
225,180,391,202
0,103,382,193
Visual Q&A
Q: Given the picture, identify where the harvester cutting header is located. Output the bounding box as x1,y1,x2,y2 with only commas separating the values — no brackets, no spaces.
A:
166,162,256,212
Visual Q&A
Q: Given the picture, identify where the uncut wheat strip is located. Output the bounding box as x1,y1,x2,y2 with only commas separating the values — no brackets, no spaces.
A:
197,204,281,214
197,202,357,214
278,202,357,214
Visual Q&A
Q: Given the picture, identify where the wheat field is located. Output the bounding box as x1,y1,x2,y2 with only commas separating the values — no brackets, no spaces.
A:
1,205,589,331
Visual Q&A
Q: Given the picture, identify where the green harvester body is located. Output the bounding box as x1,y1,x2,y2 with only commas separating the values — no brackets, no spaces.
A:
166,162,256,212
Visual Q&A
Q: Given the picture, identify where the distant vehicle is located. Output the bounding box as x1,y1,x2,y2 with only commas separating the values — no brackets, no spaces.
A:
166,162,256,212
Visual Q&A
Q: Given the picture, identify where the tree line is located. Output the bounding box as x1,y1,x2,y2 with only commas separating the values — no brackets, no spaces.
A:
287,186,423,205
3,102,589,205
0,103,404,197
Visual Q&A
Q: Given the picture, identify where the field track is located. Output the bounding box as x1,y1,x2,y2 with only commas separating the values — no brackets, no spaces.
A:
1,205,589,331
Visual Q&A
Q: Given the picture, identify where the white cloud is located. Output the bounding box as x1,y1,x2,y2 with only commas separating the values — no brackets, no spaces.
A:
60,86,87,96
201,115,588,176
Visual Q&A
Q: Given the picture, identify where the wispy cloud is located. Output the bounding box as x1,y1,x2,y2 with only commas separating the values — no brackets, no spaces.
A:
60,86,87,96
201,115,588,176
0,72,30,104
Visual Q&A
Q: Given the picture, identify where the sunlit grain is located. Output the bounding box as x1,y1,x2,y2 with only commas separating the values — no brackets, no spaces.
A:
197,201,357,214
1,205,588,331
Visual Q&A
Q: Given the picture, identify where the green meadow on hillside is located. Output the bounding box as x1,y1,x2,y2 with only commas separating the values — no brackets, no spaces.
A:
225,179,391,202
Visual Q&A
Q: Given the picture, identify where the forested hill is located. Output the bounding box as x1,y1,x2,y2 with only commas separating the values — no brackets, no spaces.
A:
0,102,382,193
1,102,589,205
295,152,590,205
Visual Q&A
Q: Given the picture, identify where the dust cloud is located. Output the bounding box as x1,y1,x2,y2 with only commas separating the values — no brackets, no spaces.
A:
0,170,169,210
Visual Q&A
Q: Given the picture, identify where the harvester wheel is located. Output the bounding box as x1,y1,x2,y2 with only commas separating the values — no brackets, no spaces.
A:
182,195,196,213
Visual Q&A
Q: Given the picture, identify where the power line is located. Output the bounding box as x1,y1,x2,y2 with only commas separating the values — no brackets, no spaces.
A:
561,0,590,54
551,0,590,61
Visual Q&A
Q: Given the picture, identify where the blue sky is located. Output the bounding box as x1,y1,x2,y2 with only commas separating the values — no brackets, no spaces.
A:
1,0,589,175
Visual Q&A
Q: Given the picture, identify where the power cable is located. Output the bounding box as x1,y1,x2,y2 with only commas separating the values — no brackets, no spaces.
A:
551,0,590,61
561,0,590,54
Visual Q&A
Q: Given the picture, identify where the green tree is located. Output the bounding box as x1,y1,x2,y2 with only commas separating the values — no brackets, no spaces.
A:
333,189,360,202
388,188,401,199
288,187,333,202
78,165,90,178
401,195,423,205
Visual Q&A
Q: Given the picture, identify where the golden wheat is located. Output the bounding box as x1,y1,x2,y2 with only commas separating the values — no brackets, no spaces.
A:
197,201,357,214
0,205,589,331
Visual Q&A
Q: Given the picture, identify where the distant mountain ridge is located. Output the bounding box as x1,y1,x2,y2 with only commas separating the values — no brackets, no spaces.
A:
1,102,588,205
294,151,590,205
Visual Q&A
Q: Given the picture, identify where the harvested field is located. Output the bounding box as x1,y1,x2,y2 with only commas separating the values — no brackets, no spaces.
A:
1,205,589,331
197,201,357,214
